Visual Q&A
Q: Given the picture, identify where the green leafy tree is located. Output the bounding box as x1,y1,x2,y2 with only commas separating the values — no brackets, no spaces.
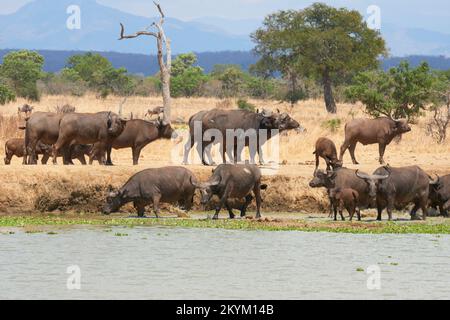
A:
170,53,207,97
66,53,112,85
0,50,44,101
346,62,436,120
252,3,387,113
0,84,16,105
211,65,248,97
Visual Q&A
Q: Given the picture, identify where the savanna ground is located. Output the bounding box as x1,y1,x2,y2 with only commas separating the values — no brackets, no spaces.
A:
0,94,449,234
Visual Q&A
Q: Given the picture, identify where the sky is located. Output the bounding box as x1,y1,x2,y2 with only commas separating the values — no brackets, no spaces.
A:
1,0,450,33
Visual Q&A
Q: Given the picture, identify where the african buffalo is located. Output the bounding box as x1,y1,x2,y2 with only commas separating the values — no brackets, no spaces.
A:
52,112,126,165
92,119,175,166
183,109,299,165
103,166,197,217
429,174,450,217
309,167,389,219
4,138,47,165
21,112,65,165
340,117,411,165
192,164,264,219
314,137,342,171
329,188,360,221
374,166,431,221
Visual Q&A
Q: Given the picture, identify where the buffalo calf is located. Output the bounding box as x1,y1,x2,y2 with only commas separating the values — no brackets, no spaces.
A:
314,137,342,171
329,188,360,221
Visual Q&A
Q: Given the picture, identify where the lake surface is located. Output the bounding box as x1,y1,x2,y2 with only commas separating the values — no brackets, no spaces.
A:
0,226,449,300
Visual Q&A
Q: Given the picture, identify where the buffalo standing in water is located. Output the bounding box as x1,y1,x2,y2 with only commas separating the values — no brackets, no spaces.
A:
340,117,411,165
103,167,197,217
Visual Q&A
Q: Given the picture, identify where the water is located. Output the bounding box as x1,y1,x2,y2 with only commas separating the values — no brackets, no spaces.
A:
0,226,449,300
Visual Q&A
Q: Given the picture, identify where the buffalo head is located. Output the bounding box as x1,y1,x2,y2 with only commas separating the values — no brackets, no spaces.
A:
155,117,177,140
355,170,390,205
309,170,337,189
276,112,300,132
103,188,123,215
393,119,411,134
191,176,221,205
107,112,127,137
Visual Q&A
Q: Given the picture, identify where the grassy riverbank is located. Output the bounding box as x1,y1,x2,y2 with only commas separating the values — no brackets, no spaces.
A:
1,215,449,234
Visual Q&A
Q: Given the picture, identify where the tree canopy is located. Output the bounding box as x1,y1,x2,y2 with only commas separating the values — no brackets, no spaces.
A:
252,2,387,113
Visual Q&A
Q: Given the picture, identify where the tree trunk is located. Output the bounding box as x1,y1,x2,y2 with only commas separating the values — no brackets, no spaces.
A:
323,68,337,114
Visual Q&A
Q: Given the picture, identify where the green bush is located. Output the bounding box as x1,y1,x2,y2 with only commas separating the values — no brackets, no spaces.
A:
321,118,342,133
0,84,16,105
237,99,256,112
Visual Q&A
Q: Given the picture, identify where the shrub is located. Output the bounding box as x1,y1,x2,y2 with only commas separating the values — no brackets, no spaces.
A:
237,99,256,112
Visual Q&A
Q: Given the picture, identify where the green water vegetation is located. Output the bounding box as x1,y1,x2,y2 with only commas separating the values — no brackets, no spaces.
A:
0,215,449,235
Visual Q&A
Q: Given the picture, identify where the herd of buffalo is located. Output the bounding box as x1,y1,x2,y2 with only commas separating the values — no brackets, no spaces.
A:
3,106,450,221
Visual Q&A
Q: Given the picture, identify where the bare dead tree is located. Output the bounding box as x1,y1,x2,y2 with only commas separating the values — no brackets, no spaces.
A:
119,2,172,124
426,91,450,143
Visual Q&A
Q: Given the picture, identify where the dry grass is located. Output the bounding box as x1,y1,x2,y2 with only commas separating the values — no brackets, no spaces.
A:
1,94,449,215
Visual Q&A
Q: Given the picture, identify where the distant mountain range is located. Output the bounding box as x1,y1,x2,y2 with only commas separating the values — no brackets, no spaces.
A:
0,0,252,53
1,49,449,76
0,0,449,56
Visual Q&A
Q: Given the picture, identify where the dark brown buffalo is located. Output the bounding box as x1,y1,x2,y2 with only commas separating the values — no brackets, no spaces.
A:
92,119,175,166
103,166,197,217
183,109,300,165
52,112,126,165
4,138,48,165
192,164,264,219
309,167,389,219
21,112,64,165
373,166,431,221
314,137,342,171
340,117,411,165
429,174,450,217
329,188,360,221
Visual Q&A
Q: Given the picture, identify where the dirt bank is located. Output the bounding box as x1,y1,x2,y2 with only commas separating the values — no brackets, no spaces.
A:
0,164,329,215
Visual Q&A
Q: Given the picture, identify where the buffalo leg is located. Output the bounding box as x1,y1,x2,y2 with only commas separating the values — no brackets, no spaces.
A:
253,183,262,219
41,153,50,165
225,203,235,219
213,186,231,219
240,195,253,217
376,206,383,221
134,201,146,218
105,145,113,166
132,146,143,165
314,153,320,172
183,134,194,165
378,143,387,164
420,198,428,221
78,155,87,165
152,194,161,218
386,199,395,221
339,141,350,162
356,208,361,221
348,143,359,165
